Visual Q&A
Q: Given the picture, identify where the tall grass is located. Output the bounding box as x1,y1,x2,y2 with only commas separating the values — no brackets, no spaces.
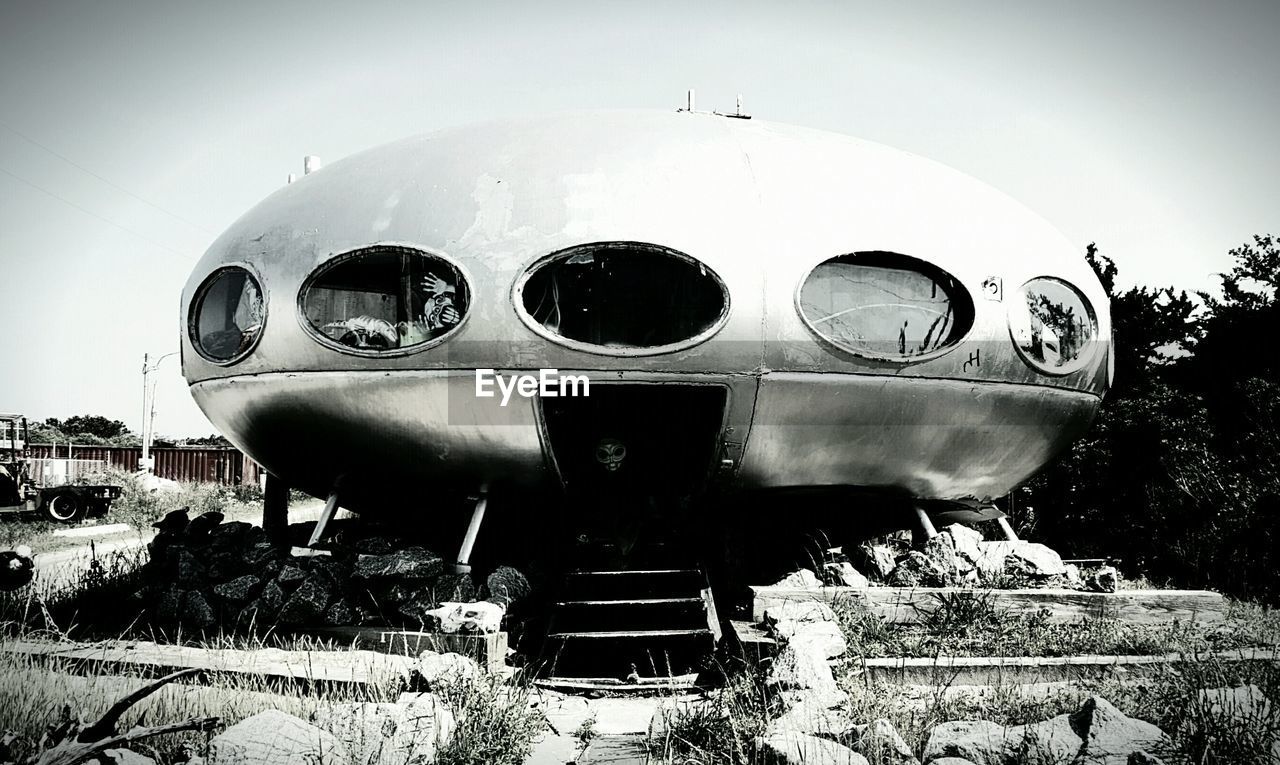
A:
431,672,545,765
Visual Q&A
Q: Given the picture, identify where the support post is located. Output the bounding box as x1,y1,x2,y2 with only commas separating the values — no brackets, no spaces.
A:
911,502,938,546
996,516,1020,541
308,488,341,548
455,484,489,574
263,473,289,544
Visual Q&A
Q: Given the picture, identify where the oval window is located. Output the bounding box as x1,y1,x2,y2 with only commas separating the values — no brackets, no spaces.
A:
798,252,973,359
301,246,469,353
1009,277,1098,374
190,266,265,363
518,243,728,353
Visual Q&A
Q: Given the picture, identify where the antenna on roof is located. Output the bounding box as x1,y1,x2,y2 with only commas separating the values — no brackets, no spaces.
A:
687,89,695,112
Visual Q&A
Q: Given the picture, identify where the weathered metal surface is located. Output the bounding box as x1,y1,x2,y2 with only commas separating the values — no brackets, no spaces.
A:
180,110,1110,509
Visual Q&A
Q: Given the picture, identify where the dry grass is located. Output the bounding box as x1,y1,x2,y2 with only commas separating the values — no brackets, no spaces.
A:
832,590,1280,660
431,672,545,765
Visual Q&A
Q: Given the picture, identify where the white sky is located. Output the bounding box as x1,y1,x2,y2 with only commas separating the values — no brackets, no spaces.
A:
1,0,1276,437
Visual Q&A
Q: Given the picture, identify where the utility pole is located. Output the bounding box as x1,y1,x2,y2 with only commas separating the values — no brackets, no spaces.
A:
140,352,178,473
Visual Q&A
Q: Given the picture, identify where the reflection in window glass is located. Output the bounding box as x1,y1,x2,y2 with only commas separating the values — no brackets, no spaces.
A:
799,252,972,358
302,248,468,352
1010,278,1097,372
192,268,264,362
521,244,727,350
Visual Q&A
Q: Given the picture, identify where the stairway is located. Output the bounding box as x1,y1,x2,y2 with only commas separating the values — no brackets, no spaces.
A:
535,540,721,692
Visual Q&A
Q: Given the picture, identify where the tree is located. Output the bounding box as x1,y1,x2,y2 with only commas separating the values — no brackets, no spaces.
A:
47,415,132,440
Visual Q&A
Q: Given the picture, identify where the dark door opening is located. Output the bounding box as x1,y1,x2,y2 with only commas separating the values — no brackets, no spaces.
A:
541,383,728,499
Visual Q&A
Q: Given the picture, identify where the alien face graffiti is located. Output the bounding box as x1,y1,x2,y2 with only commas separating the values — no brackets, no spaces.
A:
595,438,627,472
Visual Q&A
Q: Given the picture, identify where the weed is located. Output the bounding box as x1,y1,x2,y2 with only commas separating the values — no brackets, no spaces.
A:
572,711,597,750
432,672,545,765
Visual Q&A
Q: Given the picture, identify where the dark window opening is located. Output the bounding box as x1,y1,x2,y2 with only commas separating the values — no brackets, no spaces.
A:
799,251,973,359
191,267,264,363
302,247,469,352
520,243,728,350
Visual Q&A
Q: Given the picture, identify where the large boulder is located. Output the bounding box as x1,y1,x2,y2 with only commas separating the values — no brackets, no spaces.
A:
769,695,853,740
433,572,479,604
311,696,455,765
484,566,530,607
1071,696,1170,765
848,543,898,582
788,621,848,660
277,575,334,625
768,640,842,704
851,718,917,765
922,720,1010,765
888,551,949,587
774,569,824,589
353,547,444,582
212,574,261,604
181,591,217,631
242,580,286,622
943,524,984,566
1006,714,1081,765
758,729,868,764
415,652,481,688
823,562,871,588
972,541,1067,583
207,709,349,765
764,601,837,632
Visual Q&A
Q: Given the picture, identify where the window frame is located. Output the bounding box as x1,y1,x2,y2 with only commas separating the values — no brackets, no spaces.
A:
187,263,268,366
1006,275,1099,377
795,251,975,363
511,241,732,357
296,244,473,358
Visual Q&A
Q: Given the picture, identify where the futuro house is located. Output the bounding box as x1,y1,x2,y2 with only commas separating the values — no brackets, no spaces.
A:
181,110,1111,521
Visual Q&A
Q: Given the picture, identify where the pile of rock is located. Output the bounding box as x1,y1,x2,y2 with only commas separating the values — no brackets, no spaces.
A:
807,524,1123,592
135,508,530,633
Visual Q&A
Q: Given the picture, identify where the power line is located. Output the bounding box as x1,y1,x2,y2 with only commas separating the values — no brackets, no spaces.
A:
0,120,214,235
0,165,186,256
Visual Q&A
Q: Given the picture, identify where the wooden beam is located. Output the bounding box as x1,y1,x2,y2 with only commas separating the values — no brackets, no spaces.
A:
857,647,1280,686
299,627,508,673
750,586,1228,625
2,640,413,690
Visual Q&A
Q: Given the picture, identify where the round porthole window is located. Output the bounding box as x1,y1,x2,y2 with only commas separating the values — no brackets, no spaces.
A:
300,246,470,355
189,266,265,364
1008,277,1098,375
798,252,974,360
516,242,729,355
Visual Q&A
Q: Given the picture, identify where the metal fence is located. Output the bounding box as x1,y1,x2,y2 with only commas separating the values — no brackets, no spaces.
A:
28,444,264,487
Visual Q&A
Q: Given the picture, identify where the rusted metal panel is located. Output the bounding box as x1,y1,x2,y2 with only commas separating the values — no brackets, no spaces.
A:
28,444,259,487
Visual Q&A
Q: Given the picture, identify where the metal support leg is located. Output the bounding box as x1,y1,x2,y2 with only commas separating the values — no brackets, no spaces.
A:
307,488,341,548
263,473,289,544
912,503,938,546
996,516,1020,541
454,484,489,574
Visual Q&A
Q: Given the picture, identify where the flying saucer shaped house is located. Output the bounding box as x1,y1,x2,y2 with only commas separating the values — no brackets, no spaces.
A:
181,110,1110,528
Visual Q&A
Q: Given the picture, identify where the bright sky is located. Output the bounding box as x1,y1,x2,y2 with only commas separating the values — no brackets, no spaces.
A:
1,0,1276,437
